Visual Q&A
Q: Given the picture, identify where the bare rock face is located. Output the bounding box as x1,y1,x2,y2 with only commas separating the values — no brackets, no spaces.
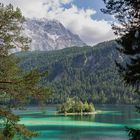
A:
23,19,86,51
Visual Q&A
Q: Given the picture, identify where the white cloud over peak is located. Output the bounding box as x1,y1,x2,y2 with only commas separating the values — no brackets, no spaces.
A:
0,0,115,45
44,3,115,45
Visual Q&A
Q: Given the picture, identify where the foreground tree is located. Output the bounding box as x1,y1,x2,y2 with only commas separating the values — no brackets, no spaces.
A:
0,3,50,140
102,0,140,139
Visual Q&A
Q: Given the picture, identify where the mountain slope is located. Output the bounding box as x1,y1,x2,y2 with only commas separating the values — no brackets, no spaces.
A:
23,19,86,51
17,41,138,104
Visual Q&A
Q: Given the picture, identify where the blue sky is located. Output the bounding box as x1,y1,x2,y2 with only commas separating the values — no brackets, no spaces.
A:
74,0,107,20
65,0,112,20
1,0,115,45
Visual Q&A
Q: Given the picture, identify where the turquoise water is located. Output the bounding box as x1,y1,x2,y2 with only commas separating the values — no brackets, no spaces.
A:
17,105,140,140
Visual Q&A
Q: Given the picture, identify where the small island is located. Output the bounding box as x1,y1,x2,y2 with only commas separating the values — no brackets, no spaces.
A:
57,98,95,115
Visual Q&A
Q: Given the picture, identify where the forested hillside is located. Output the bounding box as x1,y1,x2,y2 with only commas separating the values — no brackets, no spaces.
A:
17,41,138,104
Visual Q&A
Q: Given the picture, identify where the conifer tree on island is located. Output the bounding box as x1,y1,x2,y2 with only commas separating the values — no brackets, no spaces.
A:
0,3,50,140
102,0,140,139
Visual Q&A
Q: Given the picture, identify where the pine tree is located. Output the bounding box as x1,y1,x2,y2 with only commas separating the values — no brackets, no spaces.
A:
0,3,50,140
102,0,140,139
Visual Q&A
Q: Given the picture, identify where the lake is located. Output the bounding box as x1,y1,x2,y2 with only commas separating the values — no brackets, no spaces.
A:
17,104,140,140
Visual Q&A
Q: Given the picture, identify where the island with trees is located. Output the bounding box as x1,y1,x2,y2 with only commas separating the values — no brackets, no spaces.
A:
57,98,95,115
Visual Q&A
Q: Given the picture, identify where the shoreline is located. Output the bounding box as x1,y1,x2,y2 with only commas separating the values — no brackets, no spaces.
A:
55,111,101,116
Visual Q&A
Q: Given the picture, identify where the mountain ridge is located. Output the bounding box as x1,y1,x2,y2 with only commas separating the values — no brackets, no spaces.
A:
23,18,86,51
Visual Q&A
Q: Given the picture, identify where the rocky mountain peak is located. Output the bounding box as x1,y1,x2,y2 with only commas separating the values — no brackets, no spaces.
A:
23,18,86,51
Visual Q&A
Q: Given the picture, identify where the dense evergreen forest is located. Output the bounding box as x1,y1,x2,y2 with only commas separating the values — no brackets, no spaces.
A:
16,40,138,104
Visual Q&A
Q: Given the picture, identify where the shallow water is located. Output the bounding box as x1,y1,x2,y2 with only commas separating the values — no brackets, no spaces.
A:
18,104,140,140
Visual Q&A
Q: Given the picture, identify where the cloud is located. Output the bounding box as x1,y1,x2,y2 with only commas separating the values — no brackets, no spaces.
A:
44,3,115,45
0,0,115,45
0,0,72,18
